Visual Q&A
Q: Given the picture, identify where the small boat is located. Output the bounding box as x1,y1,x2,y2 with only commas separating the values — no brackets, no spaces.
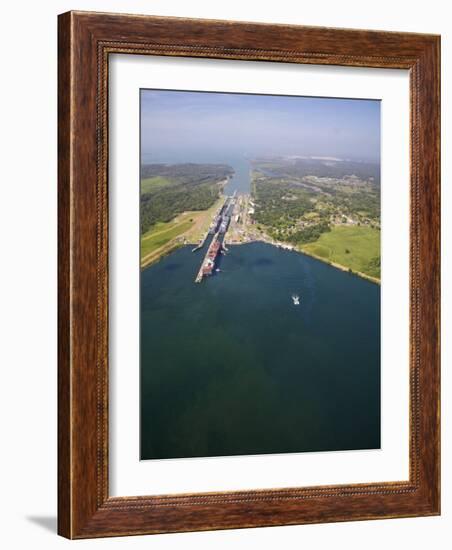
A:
292,294,300,305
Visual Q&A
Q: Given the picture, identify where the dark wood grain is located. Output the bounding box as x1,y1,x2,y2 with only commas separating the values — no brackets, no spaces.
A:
57,10,72,539
58,11,440,539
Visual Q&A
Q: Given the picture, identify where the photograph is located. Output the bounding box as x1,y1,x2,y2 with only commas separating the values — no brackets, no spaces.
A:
0,0,444,544
139,89,381,460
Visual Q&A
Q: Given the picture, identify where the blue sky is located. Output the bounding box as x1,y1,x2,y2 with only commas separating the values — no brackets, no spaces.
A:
141,89,380,162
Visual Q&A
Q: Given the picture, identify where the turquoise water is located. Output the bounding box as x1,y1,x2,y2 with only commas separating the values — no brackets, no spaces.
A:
140,155,380,460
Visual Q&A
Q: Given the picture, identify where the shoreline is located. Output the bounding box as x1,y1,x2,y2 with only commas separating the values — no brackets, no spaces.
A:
296,247,380,285
226,236,380,285
141,234,380,285
140,181,380,284
140,186,228,270
141,240,184,270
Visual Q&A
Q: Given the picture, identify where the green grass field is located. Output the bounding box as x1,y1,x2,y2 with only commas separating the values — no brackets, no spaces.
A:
141,218,194,260
301,225,380,279
141,176,174,194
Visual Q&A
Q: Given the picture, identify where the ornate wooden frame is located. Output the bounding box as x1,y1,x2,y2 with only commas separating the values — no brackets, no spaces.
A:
58,11,440,538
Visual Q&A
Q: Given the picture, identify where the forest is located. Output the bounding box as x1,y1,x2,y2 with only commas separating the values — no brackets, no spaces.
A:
251,157,381,280
287,222,332,245
140,163,233,234
254,157,381,186
252,157,380,237
251,179,314,228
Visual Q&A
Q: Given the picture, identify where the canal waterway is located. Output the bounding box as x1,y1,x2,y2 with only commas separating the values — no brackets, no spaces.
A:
140,155,381,460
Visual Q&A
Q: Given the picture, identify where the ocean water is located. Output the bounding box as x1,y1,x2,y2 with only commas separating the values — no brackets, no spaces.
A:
140,155,380,460
140,245,381,460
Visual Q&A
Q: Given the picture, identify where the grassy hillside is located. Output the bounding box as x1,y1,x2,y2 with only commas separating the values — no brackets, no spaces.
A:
301,225,380,280
140,197,225,268
141,219,194,260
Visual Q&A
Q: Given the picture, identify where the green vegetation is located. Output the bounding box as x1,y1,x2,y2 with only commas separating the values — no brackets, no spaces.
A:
287,222,331,246
252,158,380,233
332,189,380,220
140,196,225,267
301,226,381,279
252,179,314,238
141,163,233,184
141,219,194,259
254,157,380,185
365,256,381,279
141,176,174,194
140,163,233,234
141,184,220,234
250,158,380,281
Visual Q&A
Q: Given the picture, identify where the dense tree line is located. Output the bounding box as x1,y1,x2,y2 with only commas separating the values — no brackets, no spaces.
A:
252,180,314,227
287,222,331,245
253,158,381,187
251,157,380,241
140,163,233,234
141,182,220,234
141,163,233,185
335,190,380,219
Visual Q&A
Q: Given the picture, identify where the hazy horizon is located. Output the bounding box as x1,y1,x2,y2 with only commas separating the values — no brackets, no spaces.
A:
141,89,381,163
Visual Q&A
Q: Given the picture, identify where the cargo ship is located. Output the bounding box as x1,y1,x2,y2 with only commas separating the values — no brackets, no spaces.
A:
208,219,219,234
201,239,222,277
195,233,223,282
208,199,230,234
219,216,230,233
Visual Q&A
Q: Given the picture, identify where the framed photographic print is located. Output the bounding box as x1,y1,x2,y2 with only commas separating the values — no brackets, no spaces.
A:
58,11,440,538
